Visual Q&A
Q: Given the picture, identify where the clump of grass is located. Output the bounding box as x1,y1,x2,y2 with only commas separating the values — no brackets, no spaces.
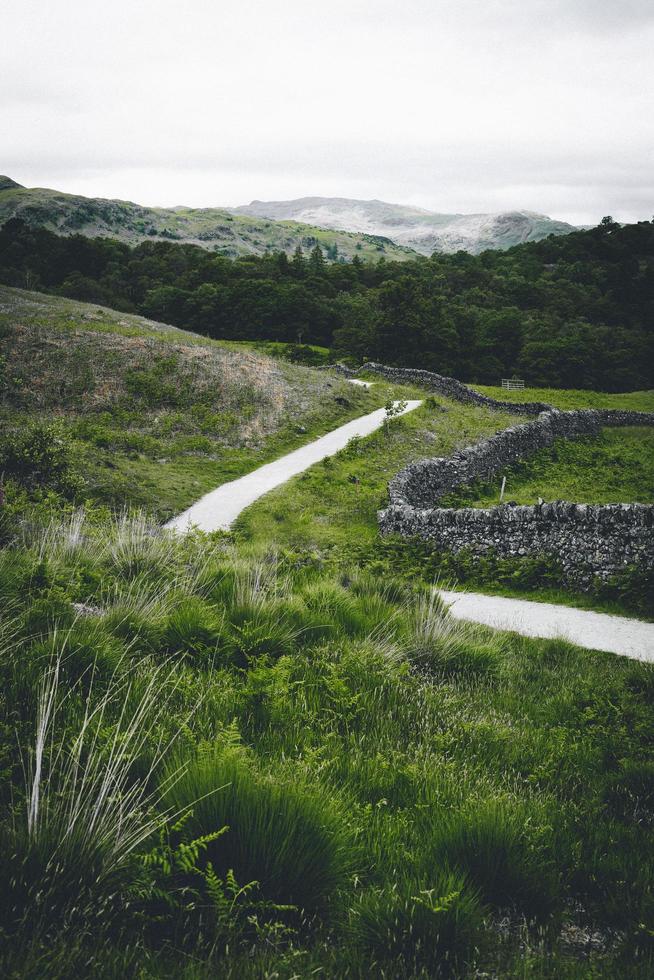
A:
161,597,225,665
401,588,501,677
225,612,297,667
163,747,356,916
101,604,164,657
341,565,414,605
22,589,76,637
602,760,654,826
107,511,179,579
26,507,88,564
422,799,559,920
29,619,125,685
350,871,483,975
0,657,189,949
300,580,377,638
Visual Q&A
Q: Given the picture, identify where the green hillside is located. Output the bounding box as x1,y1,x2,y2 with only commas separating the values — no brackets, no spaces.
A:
0,178,417,262
1,289,654,978
1,213,652,391
0,287,405,518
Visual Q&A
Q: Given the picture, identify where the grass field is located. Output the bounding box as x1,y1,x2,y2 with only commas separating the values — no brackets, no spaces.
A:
2,291,654,976
474,382,654,413
1,513,653,979
441,427,654,508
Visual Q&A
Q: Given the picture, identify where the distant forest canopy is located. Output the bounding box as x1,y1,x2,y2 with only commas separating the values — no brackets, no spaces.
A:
1,216,652,391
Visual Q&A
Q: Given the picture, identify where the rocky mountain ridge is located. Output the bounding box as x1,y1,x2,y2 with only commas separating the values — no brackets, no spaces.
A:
0,178,415,262
0,177,577,259
232,196,578,255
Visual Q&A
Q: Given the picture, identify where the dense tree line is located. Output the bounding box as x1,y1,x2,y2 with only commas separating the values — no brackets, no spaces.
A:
1,216,653,390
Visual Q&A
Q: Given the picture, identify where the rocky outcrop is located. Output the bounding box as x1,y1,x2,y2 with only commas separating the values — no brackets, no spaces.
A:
232,197,577,256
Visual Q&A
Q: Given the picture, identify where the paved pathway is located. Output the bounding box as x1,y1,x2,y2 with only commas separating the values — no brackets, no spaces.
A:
440,590,654,662
166,398,423,533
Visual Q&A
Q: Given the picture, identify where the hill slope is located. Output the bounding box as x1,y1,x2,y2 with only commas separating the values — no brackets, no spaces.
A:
0,178,416,262
0,286,392,517
233,196,578,254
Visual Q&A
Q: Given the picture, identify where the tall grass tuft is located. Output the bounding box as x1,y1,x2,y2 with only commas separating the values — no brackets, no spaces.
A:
161,597,225,665
402,588,501,676
163,747,356,916
107,511,179,579
423,799,559,920
0,656,191,946
350,871,483,976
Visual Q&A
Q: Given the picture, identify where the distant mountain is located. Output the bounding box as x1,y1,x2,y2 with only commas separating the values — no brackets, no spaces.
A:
0,179,416,262
232,197,578,255
0,178,577,260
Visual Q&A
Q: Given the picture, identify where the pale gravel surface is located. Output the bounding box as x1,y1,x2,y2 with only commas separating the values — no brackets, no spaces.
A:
440,590,654,662
166,398,423,533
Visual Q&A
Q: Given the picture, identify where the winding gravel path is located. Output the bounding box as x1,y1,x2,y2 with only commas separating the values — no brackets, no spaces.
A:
166,397,423,533
440,590,654,661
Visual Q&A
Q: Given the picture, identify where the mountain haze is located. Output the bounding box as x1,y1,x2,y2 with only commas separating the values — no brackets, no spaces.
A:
233,196,578,255
0,178,415,262
0,178,577,260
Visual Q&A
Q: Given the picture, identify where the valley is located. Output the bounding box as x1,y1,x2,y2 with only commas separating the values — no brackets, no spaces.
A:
1,265,653,979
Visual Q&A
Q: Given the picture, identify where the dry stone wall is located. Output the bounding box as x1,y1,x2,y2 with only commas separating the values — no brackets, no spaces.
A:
322,361,551,413
380,502,654,588
359,362,552,414
379,406,654,589
388,409,653,509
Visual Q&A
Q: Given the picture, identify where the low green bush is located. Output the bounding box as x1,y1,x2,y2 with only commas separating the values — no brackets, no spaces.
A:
0,420,84,497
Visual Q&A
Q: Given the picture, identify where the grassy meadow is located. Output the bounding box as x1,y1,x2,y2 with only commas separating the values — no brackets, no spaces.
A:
474,383,654,413
1,512,654,979
441,427,654,508
1,291,654,977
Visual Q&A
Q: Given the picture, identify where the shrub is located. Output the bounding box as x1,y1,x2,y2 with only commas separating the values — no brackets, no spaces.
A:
0,420,83,496
163,748,355,916
350,871,483,975
423,800,559,920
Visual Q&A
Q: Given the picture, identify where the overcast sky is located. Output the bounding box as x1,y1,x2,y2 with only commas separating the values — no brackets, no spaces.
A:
2,0,653,225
